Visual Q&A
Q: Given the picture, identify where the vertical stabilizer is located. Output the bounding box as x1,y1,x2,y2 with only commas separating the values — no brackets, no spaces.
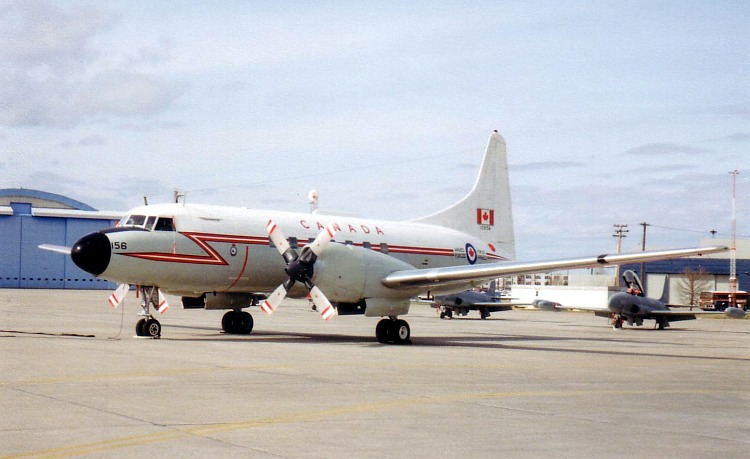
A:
413,131,515,260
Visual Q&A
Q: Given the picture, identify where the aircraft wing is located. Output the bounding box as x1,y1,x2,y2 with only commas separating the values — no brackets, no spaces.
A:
382,246,727,290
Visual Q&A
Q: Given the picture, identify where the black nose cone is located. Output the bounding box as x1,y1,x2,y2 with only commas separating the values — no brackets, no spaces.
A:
71,232,111,276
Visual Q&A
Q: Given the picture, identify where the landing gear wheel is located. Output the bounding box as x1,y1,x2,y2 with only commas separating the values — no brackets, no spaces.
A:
144,318,161,338
222,311,237,333
236,311,254,334
393,319,411,344
135,318,147,336
221,310,253,334
375,319,411,344
376,319,391,343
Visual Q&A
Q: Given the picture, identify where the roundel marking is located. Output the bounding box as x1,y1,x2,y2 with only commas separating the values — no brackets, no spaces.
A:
465,243,477,265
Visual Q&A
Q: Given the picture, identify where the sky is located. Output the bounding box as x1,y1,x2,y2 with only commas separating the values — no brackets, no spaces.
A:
1,0,748,260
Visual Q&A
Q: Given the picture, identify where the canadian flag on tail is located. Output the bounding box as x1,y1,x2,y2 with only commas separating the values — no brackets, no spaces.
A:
476,208,494,226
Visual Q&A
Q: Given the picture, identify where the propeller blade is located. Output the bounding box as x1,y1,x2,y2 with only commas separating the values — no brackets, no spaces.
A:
308,222,338,256
261,284,288,315
310,285,336,320
157,290,169,314
267,219,297,263
108,284,129,308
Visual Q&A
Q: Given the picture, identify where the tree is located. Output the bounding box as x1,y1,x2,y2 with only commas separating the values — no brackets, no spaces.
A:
676,267,712,306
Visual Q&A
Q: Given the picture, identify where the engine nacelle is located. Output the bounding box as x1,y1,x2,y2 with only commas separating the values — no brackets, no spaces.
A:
313,243,416,304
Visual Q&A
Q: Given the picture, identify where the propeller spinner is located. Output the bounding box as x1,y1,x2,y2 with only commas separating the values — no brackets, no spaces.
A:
262,220,338,320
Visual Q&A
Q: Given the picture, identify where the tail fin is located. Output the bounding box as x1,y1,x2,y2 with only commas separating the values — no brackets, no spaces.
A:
487,280,497,295
412,131,515,260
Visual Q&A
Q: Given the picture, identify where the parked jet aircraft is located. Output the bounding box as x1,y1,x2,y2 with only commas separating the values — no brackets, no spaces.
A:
428,281,519,319
41,131,727,344
540,270,746,329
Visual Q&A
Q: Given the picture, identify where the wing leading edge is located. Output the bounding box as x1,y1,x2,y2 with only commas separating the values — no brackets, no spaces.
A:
382,246,728,289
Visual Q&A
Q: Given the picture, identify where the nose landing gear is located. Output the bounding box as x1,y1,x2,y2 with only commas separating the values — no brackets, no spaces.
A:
135,286,163,338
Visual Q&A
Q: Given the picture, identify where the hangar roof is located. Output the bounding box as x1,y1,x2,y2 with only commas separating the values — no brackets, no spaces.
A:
0,188,97,211
0,188,123,220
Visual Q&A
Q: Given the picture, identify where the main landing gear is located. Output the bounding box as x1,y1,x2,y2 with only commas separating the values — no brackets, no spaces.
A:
136,286,162,338
375,317,411,345
221,310,254,334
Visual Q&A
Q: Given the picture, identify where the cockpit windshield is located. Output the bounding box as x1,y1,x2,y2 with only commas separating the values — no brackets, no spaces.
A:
122,215,147,227
117,214,175,231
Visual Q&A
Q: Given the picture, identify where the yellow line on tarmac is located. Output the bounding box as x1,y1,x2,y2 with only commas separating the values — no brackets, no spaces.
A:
3,388,721,459
0,364,293,388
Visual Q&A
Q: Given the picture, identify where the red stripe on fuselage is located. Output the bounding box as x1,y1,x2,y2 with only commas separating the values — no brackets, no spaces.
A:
121,231,498,265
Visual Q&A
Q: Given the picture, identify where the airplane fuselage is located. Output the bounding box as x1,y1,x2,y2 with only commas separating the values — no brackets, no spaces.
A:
76,203,509,299
607,292,667,318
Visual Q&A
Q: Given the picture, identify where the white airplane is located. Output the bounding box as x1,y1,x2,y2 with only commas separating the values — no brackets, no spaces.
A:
41,131,726,344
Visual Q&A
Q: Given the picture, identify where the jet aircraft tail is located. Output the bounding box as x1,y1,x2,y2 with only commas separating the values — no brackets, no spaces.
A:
412,130,515,260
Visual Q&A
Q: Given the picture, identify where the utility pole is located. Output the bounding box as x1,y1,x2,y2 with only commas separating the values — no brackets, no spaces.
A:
729,170,739,307
613,224,629,286
639,221,650,290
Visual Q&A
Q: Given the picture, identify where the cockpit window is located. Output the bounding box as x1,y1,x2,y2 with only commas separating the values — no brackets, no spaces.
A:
124,215,147,227
146,216,157,229
154,217,175,231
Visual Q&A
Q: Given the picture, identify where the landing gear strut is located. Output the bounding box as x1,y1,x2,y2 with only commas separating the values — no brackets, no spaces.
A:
375,317,411,345
221,310,254,334
135,286,162,338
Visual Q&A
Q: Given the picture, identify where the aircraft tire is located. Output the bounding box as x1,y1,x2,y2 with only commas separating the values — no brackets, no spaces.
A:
144,318,161,338
136,318,147,336
237,311,254,335
375,319,391,343
393,319,411,345
221,311,237,333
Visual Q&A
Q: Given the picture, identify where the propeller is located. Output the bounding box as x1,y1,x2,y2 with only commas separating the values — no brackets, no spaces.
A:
261,219,338,320
108,283,129,308
108,284,169,314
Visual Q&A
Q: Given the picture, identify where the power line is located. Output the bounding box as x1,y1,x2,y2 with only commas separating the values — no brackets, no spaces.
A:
648,224,749,239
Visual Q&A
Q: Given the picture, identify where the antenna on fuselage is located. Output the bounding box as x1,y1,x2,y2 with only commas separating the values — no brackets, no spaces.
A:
143,196,149,206
309,189,319,213
173,190,186,205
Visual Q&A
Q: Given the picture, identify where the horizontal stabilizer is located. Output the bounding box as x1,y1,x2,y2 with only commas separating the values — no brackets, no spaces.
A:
38,244,72,255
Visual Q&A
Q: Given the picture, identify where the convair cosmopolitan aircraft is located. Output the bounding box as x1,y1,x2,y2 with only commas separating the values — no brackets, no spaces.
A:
43,131,726,344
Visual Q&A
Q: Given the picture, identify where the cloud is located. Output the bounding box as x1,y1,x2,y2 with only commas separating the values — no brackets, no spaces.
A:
624,143,711,156
723,132,750,142
57,135,107,148
0,1,179,128
511,160,585,171
0,0,115,65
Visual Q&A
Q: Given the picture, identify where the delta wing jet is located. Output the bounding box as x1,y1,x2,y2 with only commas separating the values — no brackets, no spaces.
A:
42,131,727,344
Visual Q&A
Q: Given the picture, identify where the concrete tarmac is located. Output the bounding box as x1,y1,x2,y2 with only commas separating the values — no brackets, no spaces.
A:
1,289,749,458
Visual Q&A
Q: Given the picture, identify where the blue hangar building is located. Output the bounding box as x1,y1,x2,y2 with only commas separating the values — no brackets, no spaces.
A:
1,188,122,289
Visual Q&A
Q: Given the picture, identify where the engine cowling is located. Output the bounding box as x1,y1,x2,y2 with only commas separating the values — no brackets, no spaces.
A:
312,243,416,304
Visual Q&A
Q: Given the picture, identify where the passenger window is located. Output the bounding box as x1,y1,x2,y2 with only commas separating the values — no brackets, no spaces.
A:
363,241,371,250
155,217,175,231
379,243,388,254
